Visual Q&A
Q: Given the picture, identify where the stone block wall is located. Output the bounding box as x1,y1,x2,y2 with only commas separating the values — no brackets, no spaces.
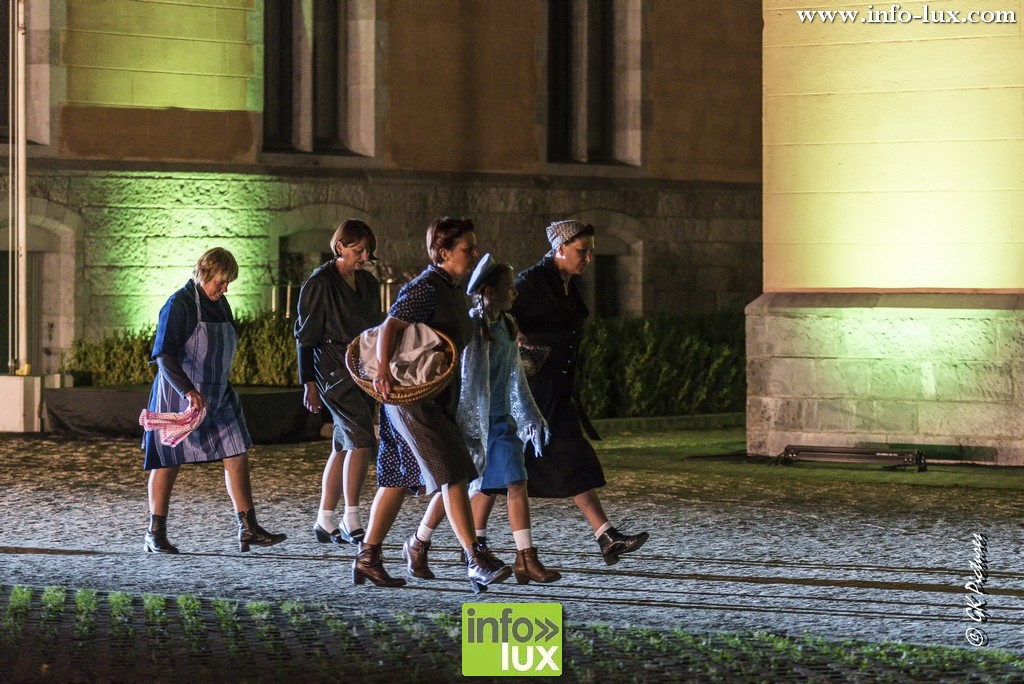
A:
746,293,1024,465
13,165,761,363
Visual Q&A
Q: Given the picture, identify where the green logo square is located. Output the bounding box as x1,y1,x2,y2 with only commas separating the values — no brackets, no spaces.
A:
461,602,562,676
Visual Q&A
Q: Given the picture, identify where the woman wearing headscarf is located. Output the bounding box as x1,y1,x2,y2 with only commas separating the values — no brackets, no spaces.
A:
354,217,512,592
142,247,286,553
295,219,383,546
509,220,649,565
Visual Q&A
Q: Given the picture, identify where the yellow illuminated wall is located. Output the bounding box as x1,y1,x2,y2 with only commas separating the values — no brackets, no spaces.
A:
60,0,258,161
763,1,1024,291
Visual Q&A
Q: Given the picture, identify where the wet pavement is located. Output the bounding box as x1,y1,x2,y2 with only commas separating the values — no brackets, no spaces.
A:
1,428,1024,662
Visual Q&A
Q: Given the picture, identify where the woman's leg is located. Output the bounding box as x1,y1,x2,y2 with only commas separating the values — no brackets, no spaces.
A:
148,466,180,515
505,482,530,533
440,480,477,549
317,449,344,530
342,447,372,532
403,492,446,579
572,488,609,532
355,486,408,587
145,466,181,553
224,453,285,551
223,453,254,512
574,488,648,564
363,486,406,545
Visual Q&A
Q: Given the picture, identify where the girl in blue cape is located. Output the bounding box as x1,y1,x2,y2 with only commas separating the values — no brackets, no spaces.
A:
403,254,561,585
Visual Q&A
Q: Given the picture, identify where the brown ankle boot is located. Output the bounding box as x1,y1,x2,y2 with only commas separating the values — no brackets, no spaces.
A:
353,542,407,587
402,534,435,579
512,547,561,585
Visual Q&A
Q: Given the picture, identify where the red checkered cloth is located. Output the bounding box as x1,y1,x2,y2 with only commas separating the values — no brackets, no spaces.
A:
139,404,208,447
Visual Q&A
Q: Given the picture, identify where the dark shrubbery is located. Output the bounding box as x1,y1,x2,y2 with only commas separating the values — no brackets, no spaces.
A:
61,310,745,418
61,312,299,388
577,312,746,418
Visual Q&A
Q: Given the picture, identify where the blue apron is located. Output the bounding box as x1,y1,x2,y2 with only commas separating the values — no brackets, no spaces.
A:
143,287,251,469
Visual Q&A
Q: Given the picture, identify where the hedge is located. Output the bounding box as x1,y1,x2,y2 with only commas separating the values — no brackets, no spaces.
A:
577,312,746,418
61,311,746,418
61,312,299,387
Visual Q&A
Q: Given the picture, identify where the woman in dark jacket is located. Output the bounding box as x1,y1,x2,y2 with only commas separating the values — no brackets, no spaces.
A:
295,219,383,545
510,220,649,565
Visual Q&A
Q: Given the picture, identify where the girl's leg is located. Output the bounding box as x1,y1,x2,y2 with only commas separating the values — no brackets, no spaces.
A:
470,492,497,541
507,480,561,584
403,492,446,580
440,480,476,549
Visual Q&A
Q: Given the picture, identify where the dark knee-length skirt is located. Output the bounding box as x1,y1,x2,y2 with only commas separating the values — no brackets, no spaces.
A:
382,386,477,496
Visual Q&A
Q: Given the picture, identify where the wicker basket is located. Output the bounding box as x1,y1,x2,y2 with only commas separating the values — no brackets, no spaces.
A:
346,327,457,405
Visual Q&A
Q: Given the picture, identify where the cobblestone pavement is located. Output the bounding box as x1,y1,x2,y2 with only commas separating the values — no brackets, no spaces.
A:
2,430,1024,677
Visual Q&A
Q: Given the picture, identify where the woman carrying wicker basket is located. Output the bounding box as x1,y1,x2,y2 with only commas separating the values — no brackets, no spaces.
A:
510,220,650,565
294,219,383,547
353,217,512,592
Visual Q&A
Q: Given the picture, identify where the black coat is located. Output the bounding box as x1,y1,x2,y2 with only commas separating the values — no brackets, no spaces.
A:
510,256,605,498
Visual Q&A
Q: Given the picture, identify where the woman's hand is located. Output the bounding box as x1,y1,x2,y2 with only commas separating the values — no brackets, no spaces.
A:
303,381,322,413
374,365,396,401
374,316,409,402
185,390,207,413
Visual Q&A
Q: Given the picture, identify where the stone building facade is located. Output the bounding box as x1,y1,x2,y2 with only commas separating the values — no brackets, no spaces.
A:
2,0,762,374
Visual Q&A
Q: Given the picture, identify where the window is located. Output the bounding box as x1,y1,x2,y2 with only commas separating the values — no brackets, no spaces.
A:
547,0,641,165
263,0,293,149
263,0,375,155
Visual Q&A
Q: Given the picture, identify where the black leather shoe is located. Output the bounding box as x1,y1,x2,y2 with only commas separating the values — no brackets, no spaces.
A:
144,514,179,554
338,524,365,545
313,523,344,544
237,508,287,552
597,527,649,566
466,542,512,593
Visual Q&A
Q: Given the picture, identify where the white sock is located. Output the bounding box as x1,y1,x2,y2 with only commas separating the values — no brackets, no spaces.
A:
343,506,362,533
417,521,436,543
594,522,612,539
512,528,533,551
317,509,337,531
476,528,488,540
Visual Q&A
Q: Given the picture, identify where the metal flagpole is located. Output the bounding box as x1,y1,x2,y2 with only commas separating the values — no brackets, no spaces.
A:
13,0,25,374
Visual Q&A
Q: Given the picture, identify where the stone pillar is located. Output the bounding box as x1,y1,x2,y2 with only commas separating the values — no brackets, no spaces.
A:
755,2,1024,463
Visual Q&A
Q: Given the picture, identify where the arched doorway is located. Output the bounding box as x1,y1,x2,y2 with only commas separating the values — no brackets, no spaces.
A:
0,200,83,374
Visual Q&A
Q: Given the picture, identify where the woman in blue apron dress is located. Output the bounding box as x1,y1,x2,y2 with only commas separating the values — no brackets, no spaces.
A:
142,247,286,554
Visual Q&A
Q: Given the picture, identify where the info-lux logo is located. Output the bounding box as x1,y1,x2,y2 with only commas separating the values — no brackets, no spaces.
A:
461,602,562,677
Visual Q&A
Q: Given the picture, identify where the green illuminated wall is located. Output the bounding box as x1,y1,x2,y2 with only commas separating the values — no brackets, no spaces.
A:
77,171,286,331
763,1,1024,291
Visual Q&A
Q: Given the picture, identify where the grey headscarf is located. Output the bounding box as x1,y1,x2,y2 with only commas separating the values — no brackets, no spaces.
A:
545,220,590,255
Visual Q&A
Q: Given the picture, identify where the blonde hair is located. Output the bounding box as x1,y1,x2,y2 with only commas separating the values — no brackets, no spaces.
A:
192,247,239,286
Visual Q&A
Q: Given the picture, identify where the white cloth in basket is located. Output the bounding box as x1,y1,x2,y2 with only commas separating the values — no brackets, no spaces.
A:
358,323,450,386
